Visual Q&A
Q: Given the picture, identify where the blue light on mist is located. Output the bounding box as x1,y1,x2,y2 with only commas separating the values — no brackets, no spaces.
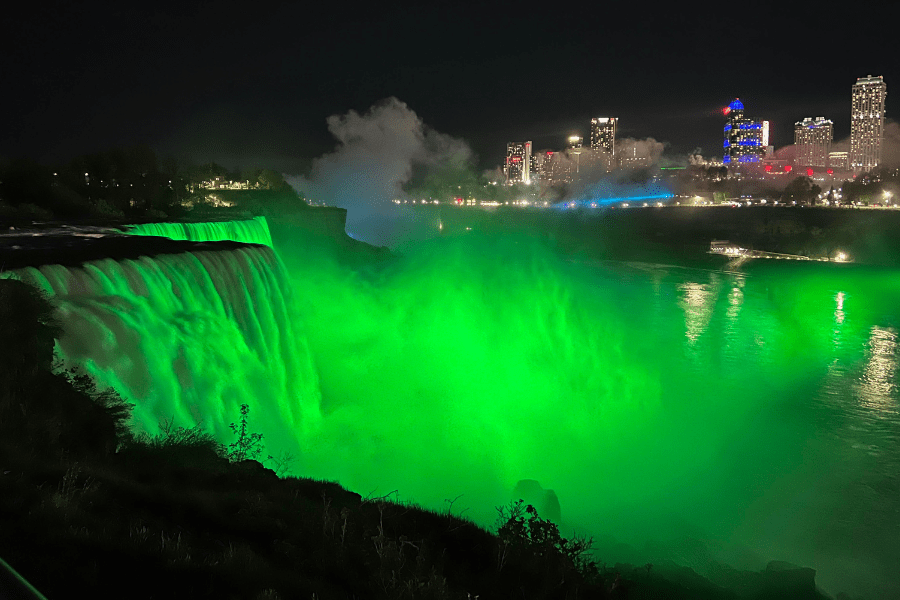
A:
556,192,675,209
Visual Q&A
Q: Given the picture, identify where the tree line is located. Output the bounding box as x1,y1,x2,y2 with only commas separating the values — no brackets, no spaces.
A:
0,146,297,220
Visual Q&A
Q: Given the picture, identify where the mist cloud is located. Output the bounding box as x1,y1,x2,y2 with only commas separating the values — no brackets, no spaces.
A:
616,137,665,165
561,137,670,205
286,98,473,247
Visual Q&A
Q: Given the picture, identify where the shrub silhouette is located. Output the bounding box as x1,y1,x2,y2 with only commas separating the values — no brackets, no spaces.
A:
119,418,228,474
225,403,265,462
496,499,600,590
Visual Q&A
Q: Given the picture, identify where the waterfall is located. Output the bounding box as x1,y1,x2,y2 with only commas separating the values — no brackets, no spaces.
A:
8,244,320,455
122,216,274,247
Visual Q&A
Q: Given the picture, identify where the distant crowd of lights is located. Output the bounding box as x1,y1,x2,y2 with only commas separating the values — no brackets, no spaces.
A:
395,190,898,210
394,199,553,207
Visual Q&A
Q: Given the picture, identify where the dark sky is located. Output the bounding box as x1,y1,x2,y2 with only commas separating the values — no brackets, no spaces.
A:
2,1,896,172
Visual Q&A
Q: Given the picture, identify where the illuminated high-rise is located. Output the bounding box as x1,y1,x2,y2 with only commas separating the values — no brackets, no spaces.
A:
534,151,554,183
850,75,887,174
567,135,583,174
723,98,765,165
794,117,833,167
590,118,616,154
505,141,533,184
590,117,616,172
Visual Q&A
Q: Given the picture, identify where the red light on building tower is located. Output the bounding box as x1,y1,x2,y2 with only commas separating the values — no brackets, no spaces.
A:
807,168,814,177
765,165,772,172
785,165,792,172
827,169,834,174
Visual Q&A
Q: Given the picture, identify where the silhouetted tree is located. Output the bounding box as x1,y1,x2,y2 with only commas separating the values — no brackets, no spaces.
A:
781,176,821,205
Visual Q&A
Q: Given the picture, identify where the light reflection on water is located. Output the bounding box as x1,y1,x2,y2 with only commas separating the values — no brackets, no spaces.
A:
859,326,899,416
677,281,715,342
643,263,900,599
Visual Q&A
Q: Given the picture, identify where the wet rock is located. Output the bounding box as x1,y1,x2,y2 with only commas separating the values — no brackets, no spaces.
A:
512,479,562,523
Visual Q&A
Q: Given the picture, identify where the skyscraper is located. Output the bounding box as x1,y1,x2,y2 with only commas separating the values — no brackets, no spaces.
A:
723,98,765,165
850,75,887,174
590,118,616,172
505,141,533,184
567,135,583,174
794,117,833,167
590,118,616,154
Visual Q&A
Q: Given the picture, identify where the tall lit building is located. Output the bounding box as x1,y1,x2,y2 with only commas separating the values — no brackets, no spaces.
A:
505,141,533,184
590,118,616,154
794,117,833,167
567,135,583,174
534,150,554,183
850,75,887,174
723,98,765,165
590,117,616,172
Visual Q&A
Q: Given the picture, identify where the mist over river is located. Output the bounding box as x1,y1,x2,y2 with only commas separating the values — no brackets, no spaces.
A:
278,230,900,600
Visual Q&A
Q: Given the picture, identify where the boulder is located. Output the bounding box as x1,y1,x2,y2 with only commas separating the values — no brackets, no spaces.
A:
512,479,562,524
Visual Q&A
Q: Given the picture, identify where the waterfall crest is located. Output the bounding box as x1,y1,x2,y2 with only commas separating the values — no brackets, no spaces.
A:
123,216,273,247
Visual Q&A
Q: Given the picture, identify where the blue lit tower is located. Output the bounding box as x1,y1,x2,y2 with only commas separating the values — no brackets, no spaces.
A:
723,98,765,165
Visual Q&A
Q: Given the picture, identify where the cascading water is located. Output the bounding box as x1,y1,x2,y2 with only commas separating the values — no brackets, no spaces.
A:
122,216,274,247
9,242,320,456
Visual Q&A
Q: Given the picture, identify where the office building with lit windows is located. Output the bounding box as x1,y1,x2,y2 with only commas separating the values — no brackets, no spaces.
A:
590,118,616,154
567,135,583,175
828,151,849,170
723,98,766,165
505,141,533,184
850,75,887,174
590,117,616,172
794,117,833,167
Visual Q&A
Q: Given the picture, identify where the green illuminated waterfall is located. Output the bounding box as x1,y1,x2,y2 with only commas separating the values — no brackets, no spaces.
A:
12,243,320,455
123,216,273,247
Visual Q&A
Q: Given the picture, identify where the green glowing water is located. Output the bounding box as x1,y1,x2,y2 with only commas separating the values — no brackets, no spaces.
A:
11,246,320,451
8,219,899,598
275,229,899,599
123,216,273,247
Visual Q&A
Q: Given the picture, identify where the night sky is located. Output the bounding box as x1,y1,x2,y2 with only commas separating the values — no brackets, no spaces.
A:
3,1,896,172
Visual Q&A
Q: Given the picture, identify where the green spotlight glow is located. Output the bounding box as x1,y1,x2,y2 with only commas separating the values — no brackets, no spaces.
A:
5,218,898,599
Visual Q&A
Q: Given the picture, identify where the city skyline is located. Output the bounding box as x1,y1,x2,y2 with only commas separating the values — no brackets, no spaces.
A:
2,2,896,173
512,73,889,175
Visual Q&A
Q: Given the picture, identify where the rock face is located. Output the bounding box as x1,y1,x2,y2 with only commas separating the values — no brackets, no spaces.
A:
511,479,562,524
708,559,821,599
